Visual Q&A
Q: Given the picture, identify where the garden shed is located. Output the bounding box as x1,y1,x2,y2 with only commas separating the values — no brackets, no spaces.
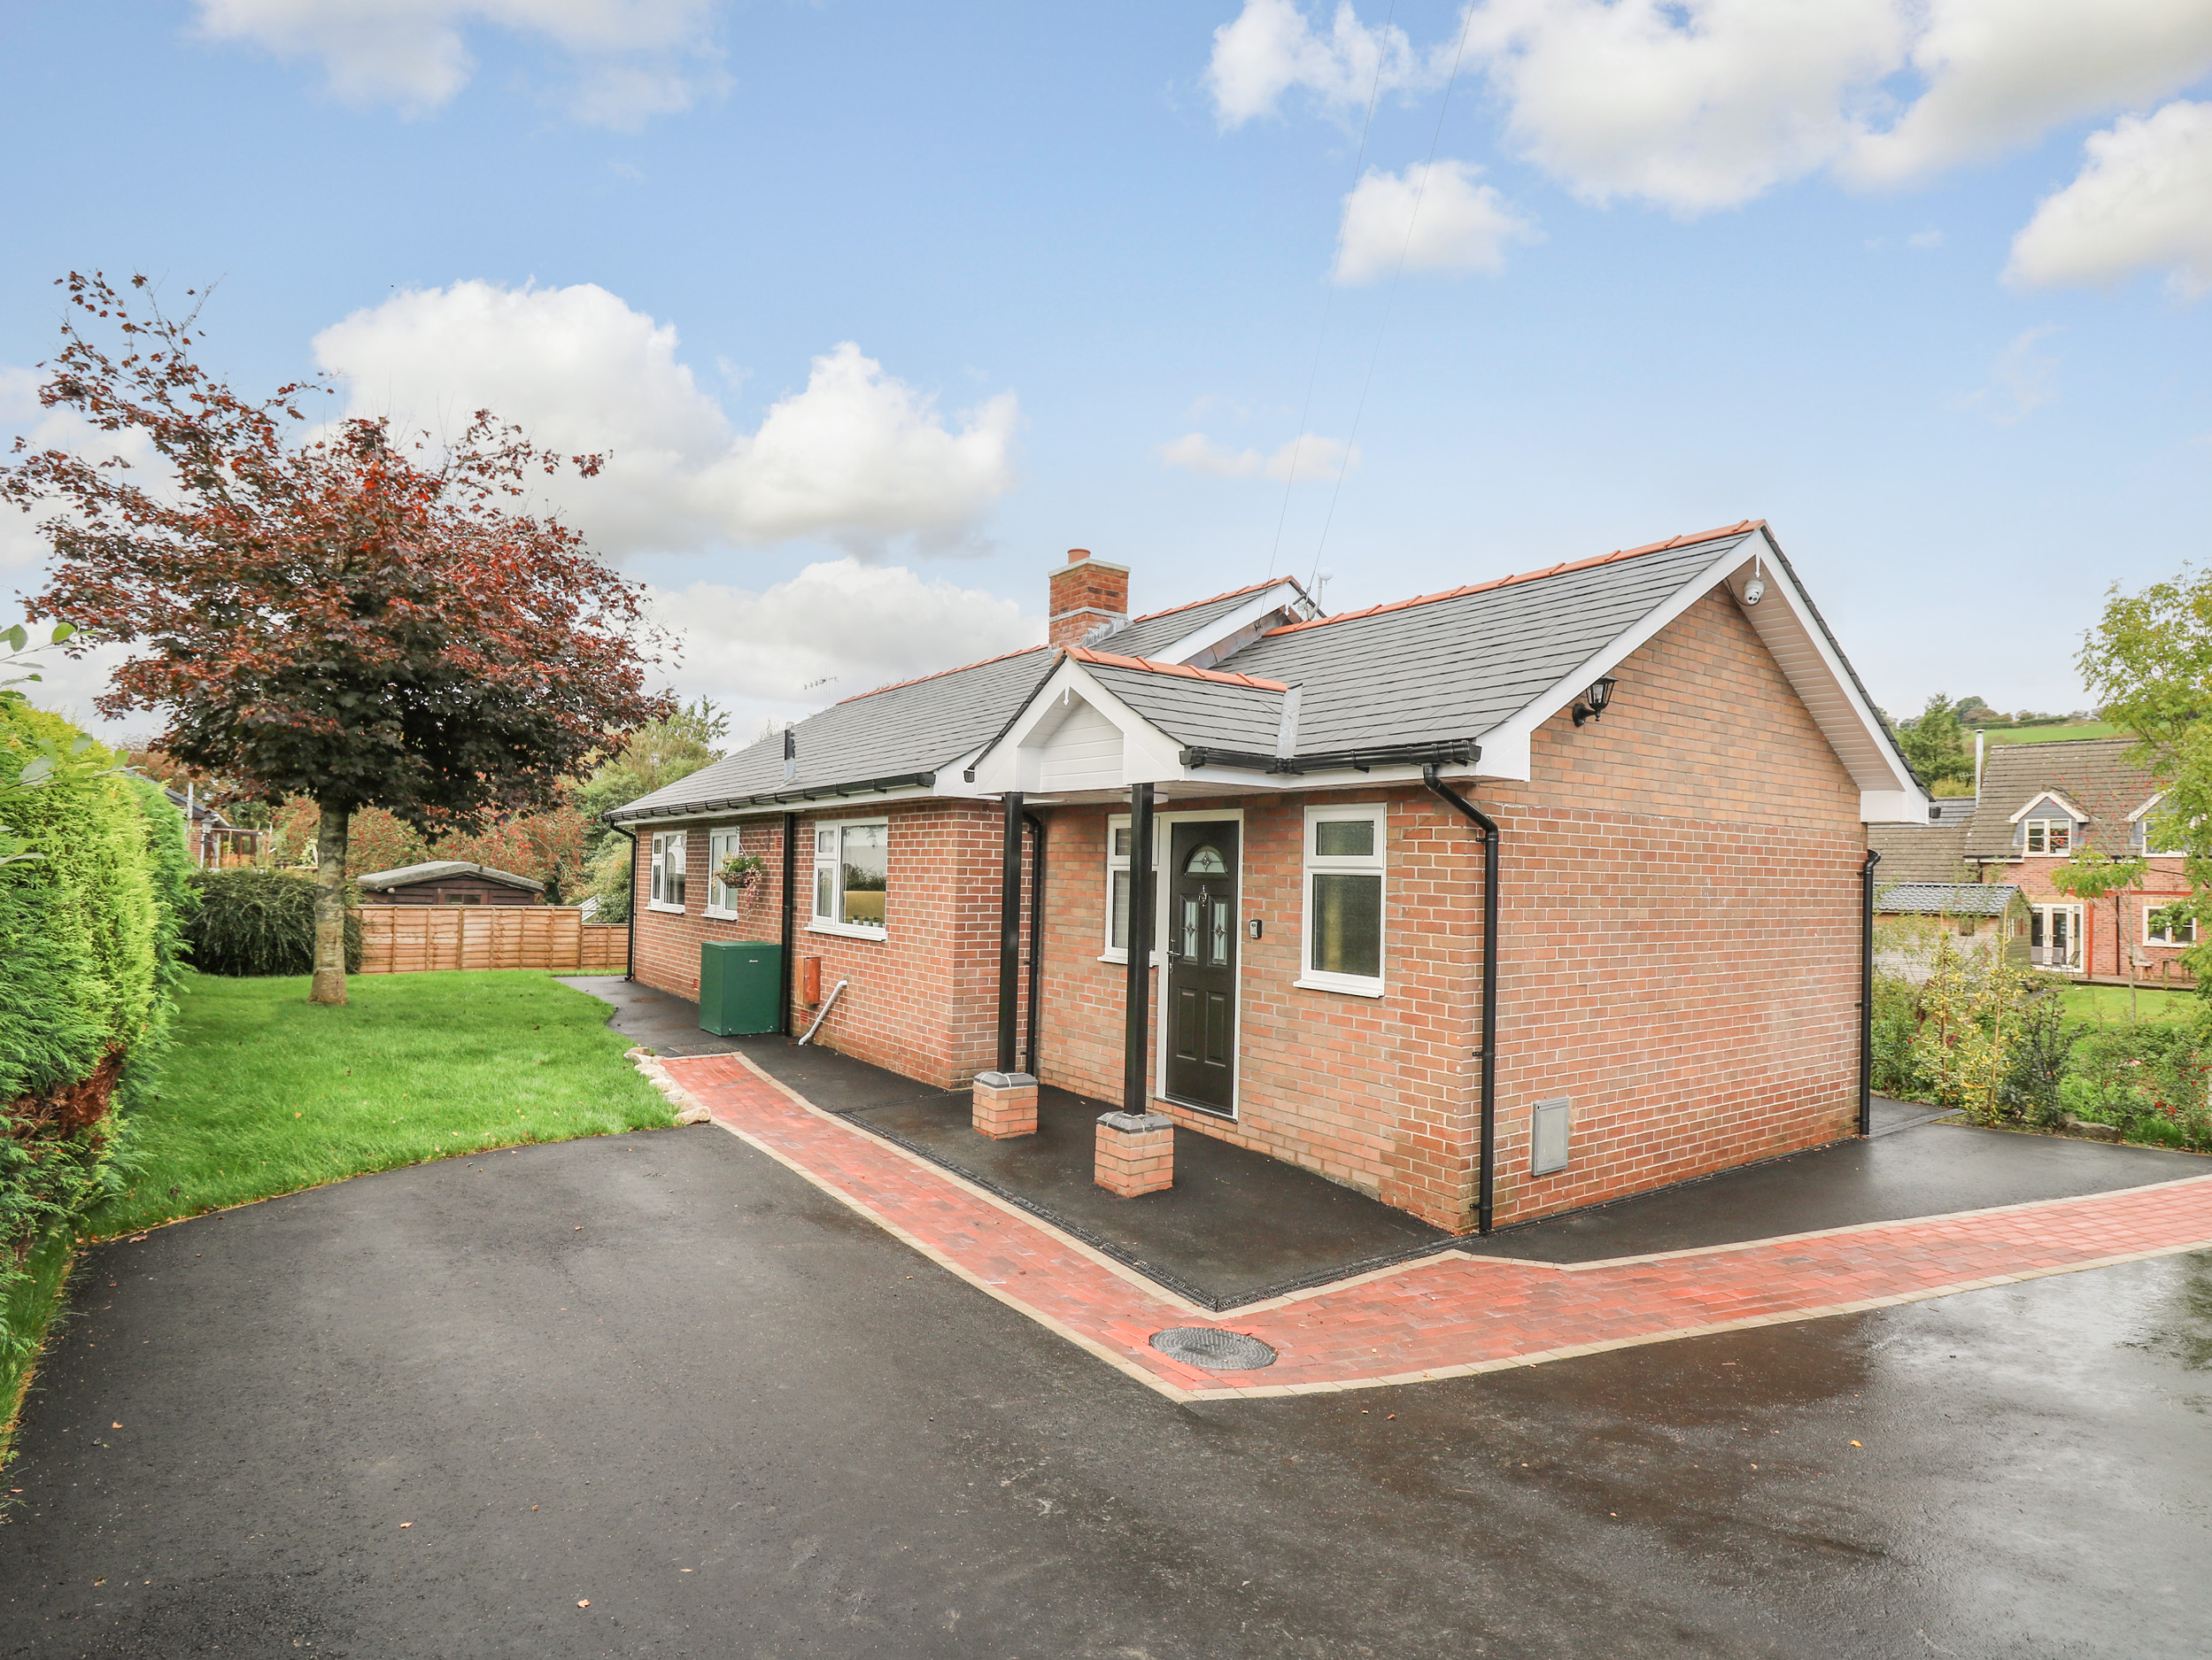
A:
357,861,544,907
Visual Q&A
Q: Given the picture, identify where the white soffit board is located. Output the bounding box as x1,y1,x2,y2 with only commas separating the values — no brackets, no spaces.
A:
1141,583,1303,666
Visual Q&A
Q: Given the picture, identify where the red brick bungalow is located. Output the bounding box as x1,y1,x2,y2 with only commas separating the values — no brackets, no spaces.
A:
607,522,1927,1234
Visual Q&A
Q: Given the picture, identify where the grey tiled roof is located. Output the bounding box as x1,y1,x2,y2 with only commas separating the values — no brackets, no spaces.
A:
1081,661,1287,753
1222,532,1754,758
359,860,543,892
1929,797,1976,827
1876,882,2019,917
1105,579,1303,658
1868,816,1974,884
610,647,1054,821
1960,738,2160,861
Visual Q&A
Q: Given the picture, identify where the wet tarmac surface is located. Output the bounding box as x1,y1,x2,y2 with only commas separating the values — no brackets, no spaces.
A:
2,1122,2206,1658
565,976,2209,1278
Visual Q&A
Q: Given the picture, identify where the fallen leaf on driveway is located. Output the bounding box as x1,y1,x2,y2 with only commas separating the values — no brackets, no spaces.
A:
578,1600,591,1608
399,1522,412,1528
112,1423,121,1429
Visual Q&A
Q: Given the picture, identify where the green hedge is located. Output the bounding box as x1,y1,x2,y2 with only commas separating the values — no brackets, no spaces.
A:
1,700,195,1390
184,869,362,977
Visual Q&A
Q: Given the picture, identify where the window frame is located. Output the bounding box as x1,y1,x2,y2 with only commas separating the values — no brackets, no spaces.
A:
1296,802,1387,998
2145,900,2198,946
2023,817,2074,855
808,815,890,940
704,826,746,920
1101,813,1133,962
648,830,687,913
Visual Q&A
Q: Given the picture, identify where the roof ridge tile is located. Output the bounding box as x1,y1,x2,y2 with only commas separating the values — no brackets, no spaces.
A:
1065,645,1290,692
1118,573,1306,630
1257,520,1762,638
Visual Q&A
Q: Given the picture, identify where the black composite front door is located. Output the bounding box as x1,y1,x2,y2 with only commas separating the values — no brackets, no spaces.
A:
1164,821,1238,1115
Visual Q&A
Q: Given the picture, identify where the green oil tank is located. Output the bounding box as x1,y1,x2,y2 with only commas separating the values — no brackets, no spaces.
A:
699,939,783,1037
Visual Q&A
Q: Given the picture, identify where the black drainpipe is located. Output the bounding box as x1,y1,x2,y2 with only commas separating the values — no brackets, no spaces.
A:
1421,765,1500,1236
607,822,639,983
779,812,799,1038
1860,847,1880,1137
1023,809,1047,1079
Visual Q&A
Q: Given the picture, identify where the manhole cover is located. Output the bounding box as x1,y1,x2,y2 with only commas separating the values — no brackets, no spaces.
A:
1149,1327,1277,1370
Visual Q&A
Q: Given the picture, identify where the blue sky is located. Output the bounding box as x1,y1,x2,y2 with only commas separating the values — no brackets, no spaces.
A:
4,1,2209,741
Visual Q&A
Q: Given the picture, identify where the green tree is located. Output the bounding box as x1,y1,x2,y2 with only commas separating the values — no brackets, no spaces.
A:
574,698,730,854
2049,845,2149,1008
1895,693,1975,791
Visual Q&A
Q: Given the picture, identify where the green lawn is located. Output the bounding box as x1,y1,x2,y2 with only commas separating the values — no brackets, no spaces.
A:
90,971,676,1239
1978,722,2124,747
2058,983,2200,1027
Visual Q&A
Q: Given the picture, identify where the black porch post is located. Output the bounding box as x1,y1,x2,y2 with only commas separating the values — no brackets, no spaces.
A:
997,792,1025,1075
1121,782,1156,1115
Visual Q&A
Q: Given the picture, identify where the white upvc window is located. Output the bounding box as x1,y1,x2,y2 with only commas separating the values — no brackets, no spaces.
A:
1297,803,1386,997
2023,818,2073,854
705,827,745,919
2146,901,2198,946
648,830,687,912
1102,813,1133,960
810,817,889,938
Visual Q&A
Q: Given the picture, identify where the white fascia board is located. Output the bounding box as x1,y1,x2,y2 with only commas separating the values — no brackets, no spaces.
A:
1139,584,1303,666
966,658,1187,792
2125,791,2166,822
1861,790,1933,824
2008,790,2087,824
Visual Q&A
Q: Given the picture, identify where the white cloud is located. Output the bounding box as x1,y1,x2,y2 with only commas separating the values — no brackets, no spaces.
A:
1206,0,1442,127
1219,2,2212,217
1844,0,2212,184
652,559,1041,733
1158,431,1357,483
2007,100,2212,299
1466,0,1906,213
1333,159,1538,282
1953,324,2062,423
190,0,728,126
312,281,1020,558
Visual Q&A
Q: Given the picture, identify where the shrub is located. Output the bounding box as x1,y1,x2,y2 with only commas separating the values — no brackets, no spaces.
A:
1,699,194,1370
2065,1023,2212,1152
184,869,361,977
1870,970,1929,1099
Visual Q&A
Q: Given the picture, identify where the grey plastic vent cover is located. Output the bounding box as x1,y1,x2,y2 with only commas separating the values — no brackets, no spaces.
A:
1531,1097,1571,1176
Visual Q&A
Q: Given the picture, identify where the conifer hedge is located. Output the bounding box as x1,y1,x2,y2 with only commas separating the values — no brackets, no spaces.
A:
1,699,195,1379
184,869,361,977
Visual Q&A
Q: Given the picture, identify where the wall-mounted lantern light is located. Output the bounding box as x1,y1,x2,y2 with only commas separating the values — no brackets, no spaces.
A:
1571,676,1618,727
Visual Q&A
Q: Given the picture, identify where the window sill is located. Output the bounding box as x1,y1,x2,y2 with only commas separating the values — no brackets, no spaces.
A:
1294,976,1385,1000
807,920,887,942
647,900,686,915
1097,950,1160,967
702,906,740,922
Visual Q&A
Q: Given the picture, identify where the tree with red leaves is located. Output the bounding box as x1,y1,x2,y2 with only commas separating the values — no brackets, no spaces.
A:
3,273,669,1005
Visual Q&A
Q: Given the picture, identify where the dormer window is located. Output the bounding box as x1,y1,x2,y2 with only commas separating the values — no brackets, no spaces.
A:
2023,819,2071,854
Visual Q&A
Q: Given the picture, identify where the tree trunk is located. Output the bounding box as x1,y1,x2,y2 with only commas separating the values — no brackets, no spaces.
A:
310,799,351,1006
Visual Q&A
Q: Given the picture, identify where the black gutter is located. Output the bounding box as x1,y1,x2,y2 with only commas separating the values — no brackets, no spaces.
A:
779,812,798,1037
1421,765,1500,1237
608,770,939,824
1180,739,1479,776
1023,809,1046,1080
606,824,640,983
1860,847,1880,1137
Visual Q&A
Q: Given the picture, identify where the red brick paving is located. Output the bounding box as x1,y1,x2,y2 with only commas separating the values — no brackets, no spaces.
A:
663,1052,2212,1401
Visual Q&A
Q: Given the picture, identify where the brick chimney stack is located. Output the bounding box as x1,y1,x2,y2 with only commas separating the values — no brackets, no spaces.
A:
1047,548,1129,649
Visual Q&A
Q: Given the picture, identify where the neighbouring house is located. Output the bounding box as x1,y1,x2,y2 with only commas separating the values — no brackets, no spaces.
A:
1869,878,2028,980
162,786,263,868
357,860,545,907
607,522,1927,1234
1954,737,2195,984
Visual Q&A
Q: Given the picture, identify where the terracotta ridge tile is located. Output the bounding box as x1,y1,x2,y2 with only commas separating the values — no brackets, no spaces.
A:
1119,573,1308,629
1259,520,1764,638
1064,645,1291,692
836,644,1051,705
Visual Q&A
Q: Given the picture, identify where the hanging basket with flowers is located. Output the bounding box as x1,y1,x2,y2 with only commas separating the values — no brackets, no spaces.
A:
717,852,767,892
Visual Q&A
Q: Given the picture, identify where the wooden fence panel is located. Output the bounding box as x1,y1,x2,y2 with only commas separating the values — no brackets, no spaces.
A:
360,906,627,975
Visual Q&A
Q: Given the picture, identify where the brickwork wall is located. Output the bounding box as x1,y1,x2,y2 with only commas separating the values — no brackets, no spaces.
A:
1034,585,1868,1232
628,802,1028,1089
1048,556,1130,646
1986,853,2196,984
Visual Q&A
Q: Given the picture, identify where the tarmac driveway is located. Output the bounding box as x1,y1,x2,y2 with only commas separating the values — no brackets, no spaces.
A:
3,1121,2208,1659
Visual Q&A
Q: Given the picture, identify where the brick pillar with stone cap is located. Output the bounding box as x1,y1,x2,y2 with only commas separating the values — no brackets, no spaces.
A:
1048,548,1130,648
971,1070,1039,1139
1094,1110,1174,1197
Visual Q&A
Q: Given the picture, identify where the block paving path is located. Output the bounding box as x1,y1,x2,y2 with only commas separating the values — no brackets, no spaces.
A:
661,1052,2212,1401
